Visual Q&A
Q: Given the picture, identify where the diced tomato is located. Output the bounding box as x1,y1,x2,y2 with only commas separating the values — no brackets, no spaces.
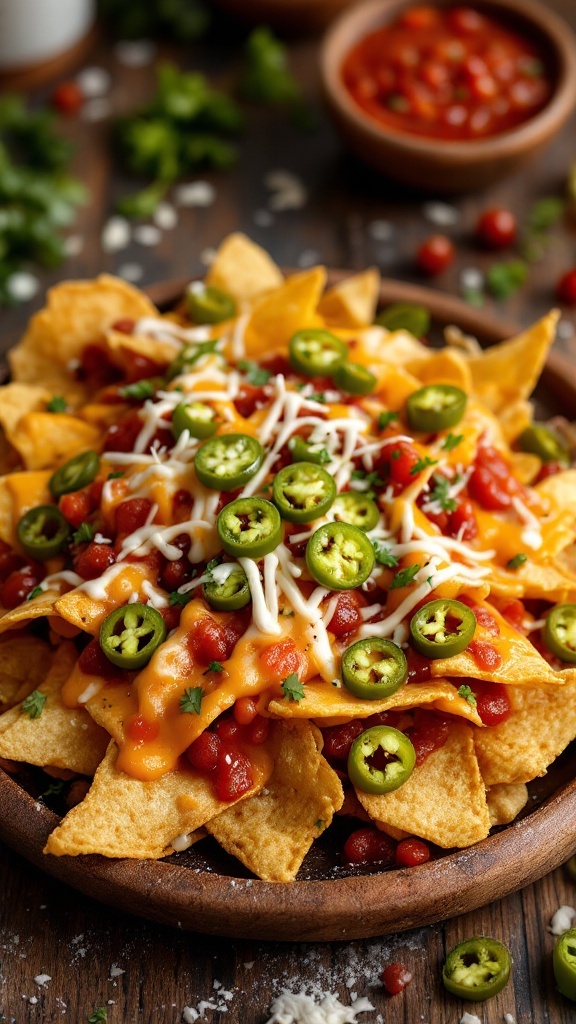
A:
127,714,160,743
406,711,449,765
59,489,93,528
459,596,499,636
234,384,269,419
160,604,182,633
474,681,512,725
501,599,526,632
322,719,364,760
476,207,517,249
259,638,300,682
377,440,422,494
1,569,42,608
159,558,193,592
172,489,194,524
536,460,565,483
52,80,84,115
115,497,152,536
469,445,520,511
261,355,292,377
190,617,229,665
327,591,367,638
247,715,269,745
0,543,26,583
446,6,485,33
215,748,254,802
343,827,396,866
469,638,502,670
78,638,125,682
405,647,433,683
400,5,439,29
123,350,165,384
80,343,120,389
447,498,478,540
103,410,142,453
395,838,430,867
233,697,259,726
186,731,221,772
380,962,413,994
74,542,116,580
416,235,455,275
214,717,240,741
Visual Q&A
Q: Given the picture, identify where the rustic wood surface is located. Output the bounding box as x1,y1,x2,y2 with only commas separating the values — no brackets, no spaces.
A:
2,1,576,1020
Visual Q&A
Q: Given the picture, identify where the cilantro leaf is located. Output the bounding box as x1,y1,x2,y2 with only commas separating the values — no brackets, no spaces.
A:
428,474,458,513
87,1010,107,1024
47,395,67,413
350,469,383,500
442,433,463,452
118,378,158,401
108,471,124,480
72,521,96,545
389,564,421,590
39,779,65,800
240,27,301,104
372,540,399,568
458,684,477,707
377,410,399,431
179,687,203,714
169,590,192,607
486,260,527,300
281,672,305,703
21,690,47,719
26,585,43,601
203,661,223,675
506,553,528,570
410,456,438,475
237,359,271,386
527,197,565,233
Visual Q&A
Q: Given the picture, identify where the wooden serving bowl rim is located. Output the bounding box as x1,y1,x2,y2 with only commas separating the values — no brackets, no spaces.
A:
0,272,574,942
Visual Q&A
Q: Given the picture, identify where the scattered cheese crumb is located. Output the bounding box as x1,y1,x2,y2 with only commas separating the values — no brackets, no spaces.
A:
109,965,125,978
82,97,112,122
34,974,51,987
200,247,217,266
5,271,40,302
368,219,394,242
265,170,308,212
264,989,373,1024
244,962,255,969
460,267,484,292
154,202,178,230
549,905,576,935
298,249,320,269
182,1009,199,1023
114,40,157,67
76,66,111,98
460,1014,482,1024
118,262,144,283
133,224,162,247
504,1014,516,1024
253,209,274,227
101,216,130,253
63,234,84,258
174,181,216,208
29,996,38,1005
557,320,574,341
422,201,459,226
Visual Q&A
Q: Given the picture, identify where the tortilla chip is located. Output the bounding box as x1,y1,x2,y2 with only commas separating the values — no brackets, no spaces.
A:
268,679,482,726
536,468,576,510
0,642,108,775
357,722,490,848
489,560,576,604
10,413,101,471
500,401,533,445
486,783,529,826
475,679,576,786
45,738,272,859
509,450,541,485
243,267,327,357
0,634,53,711
207,720,344,882
55,564,155,634
206,232,283,303
0,383,52,442
318,269,380,328
405,348,472,392
106,328,176,371
466,311,558,412
0,590,60,634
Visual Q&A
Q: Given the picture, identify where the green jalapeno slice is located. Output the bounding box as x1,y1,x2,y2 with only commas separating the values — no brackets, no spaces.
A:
203,562,251,611
333,361,377,396
306,522,375,590
272,463,336,524
186,284,236,324
288,436,331,466
518,424,569,464
342,638,407,700
99,602,167,670
49,450,100,499
194,433,264,491
348,725,415,794
375,302,431,338
217,497,282,559
543,603,576,663
442,937,511,1001
332,492,380,531
410,598,476,659
406,384,467,433
172,402,218,440
554,928,576,1002
17,505,70,560
289,329,348,377
166,340,219,381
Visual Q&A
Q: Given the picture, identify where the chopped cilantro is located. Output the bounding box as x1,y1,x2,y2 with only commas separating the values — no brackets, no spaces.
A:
442,433,463,452
350,468,383,499
39,779,65,800
377,410,399,431
169,590,192,607
26,585,43,601
47,395,67,413
315,819,326,831
21,690,46,719
118,378,158,401
486,260,527,300
372,540,399,568
390,448,402,461
428,473,458,512
87,1011,108,1024
507,553,528,570
240,27,301,104
281,672,305,703
237,359,271,386
458,684,477,707
389,564,421,590
72,521,96,545
203,661,223,675
108,471,124,480
179,687,203,715
410,456,438,475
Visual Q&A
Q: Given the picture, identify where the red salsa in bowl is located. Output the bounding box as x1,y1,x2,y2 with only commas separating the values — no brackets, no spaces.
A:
341,4,553,140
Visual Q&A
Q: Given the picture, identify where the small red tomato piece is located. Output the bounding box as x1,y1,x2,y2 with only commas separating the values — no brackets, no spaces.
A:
75,542,116,580
327,591,366,638
127,714,159,743
259,638,300,682
247,715,269,745
322,720,364,761
474,681,512,725
189,617,230,665
343,827,396,867
416,235,455,275
52,80,84,115
233,697,259,726
536,459,565,483
380,963,413,995
1,569,41,608
395,838,431,867
557,268,576,305
115,497,153,536
59,488,93,528
186,731,221,772
216,748,254,802
476,208,517,249
469,638,502,671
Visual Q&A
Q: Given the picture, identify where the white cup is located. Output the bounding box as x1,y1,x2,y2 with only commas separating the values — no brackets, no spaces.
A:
0,0,96,71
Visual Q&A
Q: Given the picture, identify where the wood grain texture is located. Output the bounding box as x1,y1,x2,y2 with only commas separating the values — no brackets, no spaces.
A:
2,3,576,1019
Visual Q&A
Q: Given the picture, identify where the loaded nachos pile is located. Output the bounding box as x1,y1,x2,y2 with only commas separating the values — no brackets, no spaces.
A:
1,233,576,883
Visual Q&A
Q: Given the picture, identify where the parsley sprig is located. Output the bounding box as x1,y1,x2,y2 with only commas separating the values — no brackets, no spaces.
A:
410,456,438,476
21,690,46,719
46,395,67,413
428,474,458,513
72,521,96,545
372,540,399,568
180,687,203,715
238,359,271,386
458,684,477,707
389,564,421,590
281,672,305,703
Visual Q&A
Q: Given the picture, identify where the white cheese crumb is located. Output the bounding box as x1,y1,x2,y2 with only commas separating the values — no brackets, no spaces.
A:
76,66,111,98
504,1014,516,1024
118,262,144,283
557,320,574,341
82,97,112,122
63,234,84,258
244,962,255,969
264,989,373,1024
114,40,157,67
34,974,51,987
549,905,576,935
29,996,38,1004
5,271,40,302
109,965,125,978
254,208,274,227
460,1014,482,1024
460,267,484,291
133,224,162,247
171,832,195,853
423,201,459,226
368,219,394,242
200,246,218,266
298,249,320,268
154,202,178,230
183,1009,199,1023
101,216,130,253
265,170,308,212
174,181,216,208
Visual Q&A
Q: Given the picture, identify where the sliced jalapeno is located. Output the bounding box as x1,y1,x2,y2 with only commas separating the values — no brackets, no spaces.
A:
443,937,511,1001
194,433,264,491
543,603,576,663
172,401,218,440
217,497,282,559
49,450,100,499
348,725,415,794
518,424,569,464
375,302,431,338
333,361,377,396
289,329,348,377
99,602,166,671
306,522,375,590
272,463,336,524
554,928,576,1001
166,340,219,381
288,436,331,466
406,384,467,433
17,505,70,560
410,599,476,659
186,284,236,324
203,562,251,611
332,492,379,531
342,638,407,700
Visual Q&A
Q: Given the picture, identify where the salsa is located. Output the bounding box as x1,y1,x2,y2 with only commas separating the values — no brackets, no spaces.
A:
342,5,552,141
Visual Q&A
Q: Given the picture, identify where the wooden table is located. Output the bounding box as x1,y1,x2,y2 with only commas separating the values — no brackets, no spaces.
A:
2,4,576,1021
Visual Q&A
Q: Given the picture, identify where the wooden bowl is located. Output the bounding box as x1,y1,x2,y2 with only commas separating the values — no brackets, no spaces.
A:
209,0,360,34
320,0,576,192
0,273,575,941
